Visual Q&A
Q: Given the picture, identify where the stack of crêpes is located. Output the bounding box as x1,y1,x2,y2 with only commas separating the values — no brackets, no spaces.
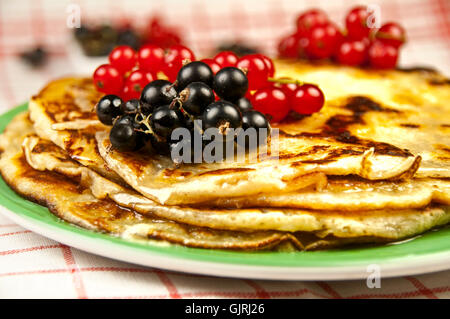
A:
1,60,449,251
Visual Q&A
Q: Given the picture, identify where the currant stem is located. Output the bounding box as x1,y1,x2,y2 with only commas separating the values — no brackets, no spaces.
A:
167,80,178,92
267,77,304,86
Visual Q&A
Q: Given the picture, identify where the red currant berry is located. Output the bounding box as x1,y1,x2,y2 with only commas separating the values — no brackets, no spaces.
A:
277,33,301,58
93,64,124,95
213,51,238,68
296,9,329,32
163,45,196,82
251,87,289,123
259,54,275,77
305,22,343,59
237,54,270,90
345,6,372,40
375,22,406,48
335,39,368,66
201,58,221,74
121,70,155,101
368,40,399,69
138,44,165,73
275,78,299,100
291,84,324,115
108,45,137,75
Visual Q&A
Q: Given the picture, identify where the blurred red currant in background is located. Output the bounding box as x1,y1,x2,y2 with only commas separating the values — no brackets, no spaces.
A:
144,17,182,49
375,22,406,48
277,34,302,59
368,40,399,69
336,39,369,66
305,22,343,59
296,9,329,33
345,6,372,40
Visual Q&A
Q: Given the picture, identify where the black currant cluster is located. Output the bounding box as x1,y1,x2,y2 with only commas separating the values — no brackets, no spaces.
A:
20,46,47,68
95,61,271,161
74,24,140,56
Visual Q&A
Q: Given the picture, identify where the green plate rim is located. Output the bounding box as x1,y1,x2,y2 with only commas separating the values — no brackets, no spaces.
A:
1,103,449,268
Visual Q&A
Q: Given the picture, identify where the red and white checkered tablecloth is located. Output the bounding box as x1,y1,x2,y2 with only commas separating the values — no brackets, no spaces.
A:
0,0,449,299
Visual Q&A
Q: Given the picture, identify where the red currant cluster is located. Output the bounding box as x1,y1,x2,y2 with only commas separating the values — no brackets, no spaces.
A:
206,51,325,122
93,44,195,101
277,6,406,69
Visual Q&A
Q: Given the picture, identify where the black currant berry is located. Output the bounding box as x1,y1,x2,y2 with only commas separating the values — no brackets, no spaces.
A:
180,82,215,116
182,112,195,131
96,95,123,125
150,105,185,140
121,99,140,114
213,67,248,101
238,110,271,148
241,110,270,131
110,122,140,152
234,97,253,112
115,114,148,149
202,101,242,133
149,133,170,155
176,61,214,91
140,80,177,114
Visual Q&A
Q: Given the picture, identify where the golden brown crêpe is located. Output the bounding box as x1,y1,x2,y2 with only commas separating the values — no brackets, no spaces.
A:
3,59,449,250
22,131,450,239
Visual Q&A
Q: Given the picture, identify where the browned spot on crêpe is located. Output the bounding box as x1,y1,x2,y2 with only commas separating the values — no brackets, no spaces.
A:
42,96,96,122
64,131,97,158
114,148,158,176
17,156,81,194
31,141,61,154
280,96,412,157
162,169,192,178
278,145,331,160
343,96,397,114
197,168,254,176
80,201,132,220
34,78,99,123
324,96,399,132
396,66,438,74
428,78,450,86
324,97,410,156
290,148,364,166
400,123,421,128
435,144,450,154
432,144,450,161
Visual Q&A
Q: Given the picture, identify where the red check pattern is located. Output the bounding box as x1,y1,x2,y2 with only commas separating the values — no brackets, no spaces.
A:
0,0,449,299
